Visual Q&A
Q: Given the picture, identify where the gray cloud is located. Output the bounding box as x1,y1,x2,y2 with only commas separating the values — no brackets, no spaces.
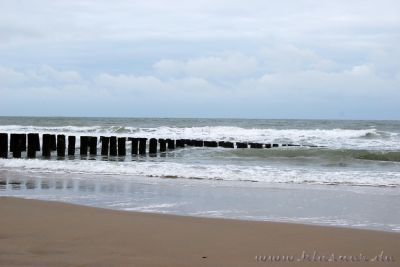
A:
0,0,399,119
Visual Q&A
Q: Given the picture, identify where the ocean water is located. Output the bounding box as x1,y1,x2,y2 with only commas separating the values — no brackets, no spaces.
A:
0,117,400,231
1,117,400,187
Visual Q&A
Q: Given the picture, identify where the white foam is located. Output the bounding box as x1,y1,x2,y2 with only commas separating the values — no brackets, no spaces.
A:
0,125,398,149
1,158,399,187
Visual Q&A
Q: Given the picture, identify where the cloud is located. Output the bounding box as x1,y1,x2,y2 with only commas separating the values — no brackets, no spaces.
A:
1,0,399,44
0,62,399,118
0,1,399,118
0,65,81,89
154,52,258,79
261,45,337,72
244,64,399,100
95,73,164,92
0,66,28,87
34,66,82,83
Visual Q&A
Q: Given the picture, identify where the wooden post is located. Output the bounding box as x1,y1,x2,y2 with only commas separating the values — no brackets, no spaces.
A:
158,138,166,152
236,142,248,148
109,136,117,156
265,144,271,148
149,138,157,154
68,136,76,156
139,138,147,154
20,134,27,151
218,141,225,147
194,140,204,147
224,142,234,148
203,141,214,147
167,139,175,150
10,134,16,153
50,135,56,151
190,140,198,146
10,134,23,158
100,136,109,156
80,136,89,155
184,139,193,146
273,144,279,148
42,134,52,157
130,138,138,155
57,135,66,157
89,137,98,155
118,137,126,156
176,139,185,148
0,133,8,158
250,143,262,149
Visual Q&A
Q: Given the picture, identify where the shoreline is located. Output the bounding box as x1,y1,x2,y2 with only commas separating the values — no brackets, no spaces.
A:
1,197,399,266
1,169,400,233
1,194,399,235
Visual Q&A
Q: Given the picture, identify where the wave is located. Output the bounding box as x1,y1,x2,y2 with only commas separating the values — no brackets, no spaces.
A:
356,151,400,162
0,158,399,188
0,125,398,150
225,148,400,163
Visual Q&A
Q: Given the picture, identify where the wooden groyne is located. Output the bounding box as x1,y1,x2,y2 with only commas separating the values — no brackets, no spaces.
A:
0,133,305,159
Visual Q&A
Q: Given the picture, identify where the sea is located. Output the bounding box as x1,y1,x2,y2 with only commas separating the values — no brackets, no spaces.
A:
1,117,400,232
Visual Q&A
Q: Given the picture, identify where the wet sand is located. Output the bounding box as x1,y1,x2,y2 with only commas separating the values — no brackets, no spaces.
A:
0,197,399,267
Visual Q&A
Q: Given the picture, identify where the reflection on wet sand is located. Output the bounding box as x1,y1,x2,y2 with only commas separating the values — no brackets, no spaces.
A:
1,172,400,233
0,177,128,194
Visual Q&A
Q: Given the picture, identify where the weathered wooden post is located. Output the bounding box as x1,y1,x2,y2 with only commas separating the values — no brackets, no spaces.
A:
224,142,234,148
50,135,56,151
158,138,166,152
100,136,109,156
250,143,262,149
204,141,217,147
80,136,89,155
130,138,138,155
10,134,25,158
176,139,185,148
34,134,40,151
10,134,16,153
10,134,19,158
190,140,198,146
0,133,8,158
118,137,126,156
109,136,117,156
42,134,52,157
68,136,76,156
89,137,98,155
273,144,279,148
236,142,247,148
20,134,27,152
265,144,271,148
139,138,147,154
194,140,204,147
167,139,175,150
149,138,157,154
57,135,66,157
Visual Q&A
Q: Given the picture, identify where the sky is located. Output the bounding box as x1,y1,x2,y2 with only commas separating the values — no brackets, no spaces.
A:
0,0,399,119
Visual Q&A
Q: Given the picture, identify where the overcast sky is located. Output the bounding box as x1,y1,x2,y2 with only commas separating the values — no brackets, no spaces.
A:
0,0,399,119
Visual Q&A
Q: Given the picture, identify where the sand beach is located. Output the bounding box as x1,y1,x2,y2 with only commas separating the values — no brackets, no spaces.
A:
1,197,399,267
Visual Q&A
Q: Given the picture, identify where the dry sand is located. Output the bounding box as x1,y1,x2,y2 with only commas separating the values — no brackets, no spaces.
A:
0,197,399,267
